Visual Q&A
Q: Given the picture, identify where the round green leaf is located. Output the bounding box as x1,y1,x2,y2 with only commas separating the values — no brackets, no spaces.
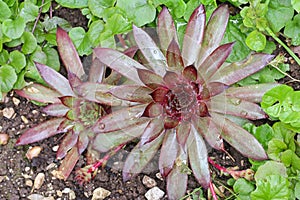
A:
292,0,300,12
21,31,37,54
233,178,255,195
9,50,26,73
2,17,26,39
87,20,104,47
0,0,11,22
31,47,47,64
20,0,39,23
69,27,92,56
0,49,9,65
88,0,116,18
254,161,287,181
43,47,60,71
284,14,300,46
245,30,266,51
0,64,17,92
55,0,88,8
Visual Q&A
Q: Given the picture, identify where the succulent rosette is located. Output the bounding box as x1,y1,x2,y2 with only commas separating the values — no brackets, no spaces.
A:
92,4,278,199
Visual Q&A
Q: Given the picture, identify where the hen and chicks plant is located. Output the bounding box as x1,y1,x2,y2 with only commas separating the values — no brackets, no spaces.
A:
91,4,278,199
15,3,280,200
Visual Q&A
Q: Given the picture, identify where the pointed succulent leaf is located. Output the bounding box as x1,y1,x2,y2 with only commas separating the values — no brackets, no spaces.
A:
123,46,139,58
59,96,75,108
198,42,234,80
163,71,179,88
56,27,85,79
183,65,198,82
137,69,165,89
164,116,180,129
188,125,210,188
143,102,163,117
92,120,149,153
94,48,147,85
196,4,229,67
166,39,184,71
226,83,280,103
89,57,106,83
123,133,164,181
140,118,164,146
151,87,169,103
210,54,274,85
159,129,179,177
206,82,228,97
157,6,178,55
209,94,266,120
56,131,79,159
109,85,152,103
176,121,191,148
77,132,89,154
211,113,268,160
16,118,64,145
43,103,70,117
166,147,188,200
192,116,223,150
182,5,206,66
35,62,75,96
68,72,83,90
133,25,167,76
58,146,80,180
93,104,148,133
15,83,61,103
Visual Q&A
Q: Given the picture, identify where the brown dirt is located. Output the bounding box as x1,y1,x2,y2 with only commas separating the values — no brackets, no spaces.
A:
1,3,300,200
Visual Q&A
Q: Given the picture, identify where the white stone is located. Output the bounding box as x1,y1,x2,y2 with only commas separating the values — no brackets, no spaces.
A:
32,173,45,191
142,175,157,188
92,187,111,200
145,186,165,200
2,107,15,119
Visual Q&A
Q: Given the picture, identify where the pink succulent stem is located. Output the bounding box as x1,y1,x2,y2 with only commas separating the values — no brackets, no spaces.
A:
88,143,125,173
209,182,218,200
117,34,127,49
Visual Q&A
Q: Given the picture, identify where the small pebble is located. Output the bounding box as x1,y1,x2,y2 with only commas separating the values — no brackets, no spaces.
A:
21,115,29,124
25,167,31,172
155,173,164,181
26,146,43,160
145,186,165,200
2,107,15,119
0,133,9,145
92,187,111,200
46,163,57,171
32,173,45,191
142,175,157,188
25,179,33,187
12,97,20,106
52,145,59,152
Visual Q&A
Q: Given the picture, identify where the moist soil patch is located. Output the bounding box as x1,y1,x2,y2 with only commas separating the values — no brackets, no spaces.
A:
1,4,300,200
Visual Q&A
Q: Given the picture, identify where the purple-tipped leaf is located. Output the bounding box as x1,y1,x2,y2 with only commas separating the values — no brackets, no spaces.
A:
109,85,152,103
211,113,268,160
183,65,198,82
77,132,89,154
16,118,65,145
56,27,85,79
226,83,280,103
157,6,178,55
56,131,79,159
198,42,234,80
192,116,223,150
182,5,206,66
15,83,61,104
93,104,148,133
133,25,167,76
123,133,164,181
35,62,75,96
209,54,274,85
92,120,149,152
163,71,180,88
187,125,210,188
151,87,169,103
140,118,164,146
94,48,147,85
43,103,70,117
58,146,80,180
166,39,184,71
159,129,179,177
89,57,106,83
176,121,191,148
209,94,267,120
137,69,166,89
196,4,229,67
166,147,188,200
143,102,163,117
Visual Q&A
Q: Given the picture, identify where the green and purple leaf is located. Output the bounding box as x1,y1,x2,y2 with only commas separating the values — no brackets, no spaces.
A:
211,113,268,160
56,131,79,159
183,65,198,82
123,134,164,181
58,146,80,180
175,121,191,148
182,4,206,67
188,125,210,188
16,118,65,145
137,68,166,89
166,39,184,72
56,27,85,79
140,117,164,146
109,85,152,103
43,103,70,117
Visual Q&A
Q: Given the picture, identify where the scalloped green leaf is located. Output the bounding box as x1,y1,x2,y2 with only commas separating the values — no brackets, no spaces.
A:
2,17,26,39
21,31,37,54
284,13,300,46
55,0,88,8
43,47,60,71
245,30,266,51
88,0,115,18
20,0,39,23
0,0,11,22
0,65,17,92
69,27,92,56
9,50,26,73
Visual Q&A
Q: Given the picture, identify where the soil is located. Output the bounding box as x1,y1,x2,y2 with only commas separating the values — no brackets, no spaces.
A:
1,3,300,200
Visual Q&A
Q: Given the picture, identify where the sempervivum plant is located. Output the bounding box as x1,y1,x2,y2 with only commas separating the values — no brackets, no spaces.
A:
91,4,279,199
15,28,117,180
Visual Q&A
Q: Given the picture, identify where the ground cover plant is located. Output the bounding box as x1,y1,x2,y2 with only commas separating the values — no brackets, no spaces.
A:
0,0,299,199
